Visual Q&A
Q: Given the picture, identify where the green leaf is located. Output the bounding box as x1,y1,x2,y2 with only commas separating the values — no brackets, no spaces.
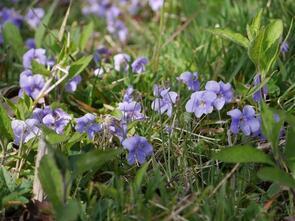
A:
285,126,295,174
248,19,283,74
31,60,51,76
69,55,93,78
95,183,118,199
56,200,80,221
58,2,71,41
246,9,263,41
38,155,64,210
69,149,122,175
79,22,94,50
2,22,25,60
35,0,59,48
134,163,149,190
2,168,16,192
206,28,249,48
212,145,275,166
0,102,13,140
260,103,283,155
44,127,70,145
257,167,295,188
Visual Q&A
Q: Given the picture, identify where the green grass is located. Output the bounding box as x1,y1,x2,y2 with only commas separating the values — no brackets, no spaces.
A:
0,0,295,220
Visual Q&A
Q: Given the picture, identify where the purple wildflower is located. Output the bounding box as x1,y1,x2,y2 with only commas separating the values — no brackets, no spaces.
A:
106,5,121,21
11,119,40,145
205,80,233,110
25,38,36,49
149,0,164,11
122,135,153,165
107,117,128,142
185,91,217,118
128,0,143,15
23,48,47,69
177,72,200,91
280,41,289,54
94,47,111,63
131,57,148,74
123,86,134,102
151,85,178,117
65,75,82,93
107,19,128,43
253,74,268,102
33,106,71,134
25,8,44,29
227,105,260,136
0,8,23,28
75,113,102,140
119,101,145,122
19,70,45,102
114,53,131,72
82,0,109,17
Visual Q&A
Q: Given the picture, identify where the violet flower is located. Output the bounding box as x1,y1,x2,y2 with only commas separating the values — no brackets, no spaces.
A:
94,47,111,63
177,71,200,91
107,19,128,43
151,85,178,117
0,8,23,28
25,8,44,29
149,0,164,11
19,70,45,102
123,86,134,102
227,105,260,136
23,48,47,69
252,74,268,102
205,80,233,110
280,41,289,54
122,135,153,165
119,101,145,122
12,119,40,145
65,75,82,93
25,38,36,49
75,113,102,140
107,117,128,142
185,91,217,118
33,106,71,134
131,57,148,74
114,53,131,72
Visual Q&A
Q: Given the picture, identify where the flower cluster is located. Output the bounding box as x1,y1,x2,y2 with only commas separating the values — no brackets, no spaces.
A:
177,71,264,138
113,53,148,74
33,106,71,134
227,106,260,136
18,70,45,102
75,113,102,140
185,80,233,118
177,71,200,91
81,0,163,43
18,48,49,102
106,86,153,165
82,0,128,42
0,7,44,44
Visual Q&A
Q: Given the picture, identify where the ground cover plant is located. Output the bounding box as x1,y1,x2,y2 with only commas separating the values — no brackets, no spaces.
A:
0,0,295,220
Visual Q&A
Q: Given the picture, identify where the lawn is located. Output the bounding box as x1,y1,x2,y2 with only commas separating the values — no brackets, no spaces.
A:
0,0,295,220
